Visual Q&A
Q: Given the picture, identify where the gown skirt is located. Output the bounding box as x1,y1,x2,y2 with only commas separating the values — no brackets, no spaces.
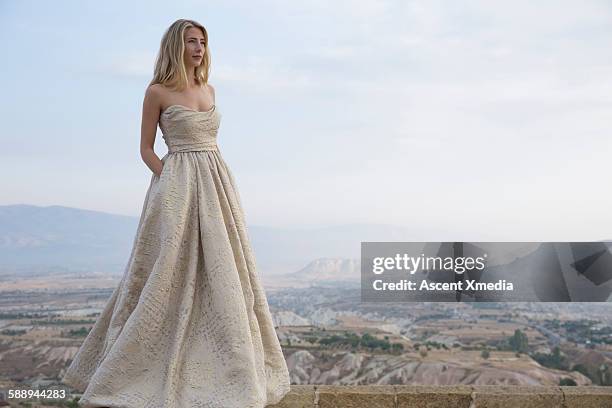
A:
61,104,291,407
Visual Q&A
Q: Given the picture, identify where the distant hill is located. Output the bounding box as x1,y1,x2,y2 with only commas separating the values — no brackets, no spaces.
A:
0,204,138,273
4,204,609,282
0,204,427,276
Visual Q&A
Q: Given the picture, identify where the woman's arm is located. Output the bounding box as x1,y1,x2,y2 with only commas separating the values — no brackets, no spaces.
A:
140,85,164,177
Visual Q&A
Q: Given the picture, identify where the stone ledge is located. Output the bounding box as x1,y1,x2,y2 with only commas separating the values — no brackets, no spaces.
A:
268,385,612,408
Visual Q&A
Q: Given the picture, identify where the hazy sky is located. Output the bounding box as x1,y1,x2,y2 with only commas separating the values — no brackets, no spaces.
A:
1,0,611,240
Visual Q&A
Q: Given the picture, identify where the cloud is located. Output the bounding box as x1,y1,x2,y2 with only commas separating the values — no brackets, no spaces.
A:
215,56,316,92
98,51,156,78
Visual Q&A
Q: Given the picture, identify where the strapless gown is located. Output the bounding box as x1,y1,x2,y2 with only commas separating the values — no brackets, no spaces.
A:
61,104,291,408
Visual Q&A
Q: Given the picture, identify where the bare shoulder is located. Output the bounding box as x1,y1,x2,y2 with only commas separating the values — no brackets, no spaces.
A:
143,84,166,114
206,82,215,99
146,83,166,99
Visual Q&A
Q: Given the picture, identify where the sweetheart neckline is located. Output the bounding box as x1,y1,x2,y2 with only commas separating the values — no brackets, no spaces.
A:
162,104,216,115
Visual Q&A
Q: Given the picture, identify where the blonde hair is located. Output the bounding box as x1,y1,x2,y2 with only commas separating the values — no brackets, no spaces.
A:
149,19,211,91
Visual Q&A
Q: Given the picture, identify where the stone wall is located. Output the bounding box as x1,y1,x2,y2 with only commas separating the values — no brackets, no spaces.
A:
270,385,612,407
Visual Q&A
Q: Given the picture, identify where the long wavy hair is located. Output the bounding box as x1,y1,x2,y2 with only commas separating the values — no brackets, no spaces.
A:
149,19,211,91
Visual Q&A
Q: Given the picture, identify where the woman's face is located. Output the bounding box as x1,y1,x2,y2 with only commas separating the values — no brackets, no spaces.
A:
183,26,205,68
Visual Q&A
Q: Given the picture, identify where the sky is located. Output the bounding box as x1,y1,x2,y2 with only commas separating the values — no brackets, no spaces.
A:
0,0,611,240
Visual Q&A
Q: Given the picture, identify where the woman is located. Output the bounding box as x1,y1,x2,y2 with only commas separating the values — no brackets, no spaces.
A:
61,18,292,408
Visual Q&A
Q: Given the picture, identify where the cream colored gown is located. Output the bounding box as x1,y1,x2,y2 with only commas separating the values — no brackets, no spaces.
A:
61,103,291,407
